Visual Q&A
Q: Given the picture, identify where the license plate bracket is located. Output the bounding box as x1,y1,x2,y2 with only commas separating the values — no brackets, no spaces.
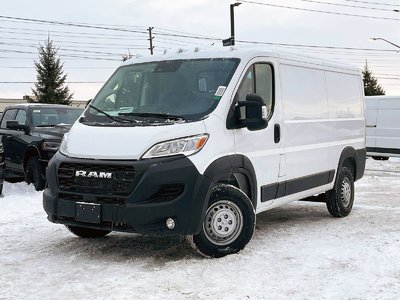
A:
75,202,101,224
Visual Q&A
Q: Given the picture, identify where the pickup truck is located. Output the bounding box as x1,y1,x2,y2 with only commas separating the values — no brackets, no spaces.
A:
0,104,83,190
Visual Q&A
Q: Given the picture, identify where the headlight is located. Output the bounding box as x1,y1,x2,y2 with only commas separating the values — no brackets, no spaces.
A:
142,134,209,159
58,134,69,156
42,140,61,151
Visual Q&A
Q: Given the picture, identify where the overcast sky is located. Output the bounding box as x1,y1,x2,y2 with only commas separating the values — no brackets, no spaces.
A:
1,0,399,99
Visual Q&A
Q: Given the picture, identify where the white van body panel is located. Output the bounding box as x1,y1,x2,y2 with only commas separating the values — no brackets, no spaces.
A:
259,54,365,211
366,96,400,158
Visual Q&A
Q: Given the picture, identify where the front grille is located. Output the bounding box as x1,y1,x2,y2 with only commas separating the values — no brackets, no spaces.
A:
58,163,135,195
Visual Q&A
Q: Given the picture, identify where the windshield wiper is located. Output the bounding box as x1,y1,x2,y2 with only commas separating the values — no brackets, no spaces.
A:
118,112,185,121
35,124,57,127
88,104,136,124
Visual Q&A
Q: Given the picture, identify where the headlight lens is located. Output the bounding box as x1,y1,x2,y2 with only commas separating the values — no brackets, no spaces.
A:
142,134,209,159
58,134,69,156
42,140,61,151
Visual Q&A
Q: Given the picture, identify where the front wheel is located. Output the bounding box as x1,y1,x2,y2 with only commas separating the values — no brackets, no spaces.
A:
25,157,46,191
187,184,255,258
326,167,354,217
66,225,111,238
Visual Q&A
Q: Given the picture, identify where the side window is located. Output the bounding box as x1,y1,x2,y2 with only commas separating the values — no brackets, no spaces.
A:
254,64,273,113
236,63,274,117
0,109,17,129
15,110,27,125
237,68,254,102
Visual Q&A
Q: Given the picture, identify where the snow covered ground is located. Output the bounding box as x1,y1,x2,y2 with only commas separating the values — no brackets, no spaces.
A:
1,158,399,300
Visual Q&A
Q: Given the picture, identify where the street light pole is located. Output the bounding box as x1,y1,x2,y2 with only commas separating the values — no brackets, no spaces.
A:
230,2,241,46
370,37,400,49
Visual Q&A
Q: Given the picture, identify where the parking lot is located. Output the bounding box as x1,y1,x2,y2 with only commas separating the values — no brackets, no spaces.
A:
1,158,399,299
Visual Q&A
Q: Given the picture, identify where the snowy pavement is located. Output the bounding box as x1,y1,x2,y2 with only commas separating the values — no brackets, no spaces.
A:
1,158,399,300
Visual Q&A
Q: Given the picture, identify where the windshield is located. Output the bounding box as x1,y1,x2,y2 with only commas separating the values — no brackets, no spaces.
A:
30,107,83,127
83,58,239,124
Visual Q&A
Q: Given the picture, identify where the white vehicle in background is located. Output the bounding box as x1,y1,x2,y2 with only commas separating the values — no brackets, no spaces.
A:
366,96,400,160
43,47,366,257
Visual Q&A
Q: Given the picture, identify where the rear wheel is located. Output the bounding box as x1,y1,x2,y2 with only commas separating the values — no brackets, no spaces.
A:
25,157,46,191
66,225,111,238
187,184,255,258
326,167,354,217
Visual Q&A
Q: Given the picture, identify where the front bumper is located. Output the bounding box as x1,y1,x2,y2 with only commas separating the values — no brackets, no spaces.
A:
43,152,213,236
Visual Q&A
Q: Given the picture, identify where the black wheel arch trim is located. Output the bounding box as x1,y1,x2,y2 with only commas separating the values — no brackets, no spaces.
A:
203,154,257,209
337,146,366,182
23,145,42,169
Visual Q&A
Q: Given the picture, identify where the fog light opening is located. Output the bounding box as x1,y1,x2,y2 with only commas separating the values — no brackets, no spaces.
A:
166,218,175,230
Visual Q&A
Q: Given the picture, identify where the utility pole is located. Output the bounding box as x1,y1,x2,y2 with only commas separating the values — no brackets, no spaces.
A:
148,27,154,55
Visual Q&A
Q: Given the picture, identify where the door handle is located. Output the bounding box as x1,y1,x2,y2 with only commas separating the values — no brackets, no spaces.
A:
274,124,281,143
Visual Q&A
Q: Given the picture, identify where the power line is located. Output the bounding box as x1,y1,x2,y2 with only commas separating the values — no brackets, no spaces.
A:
0,81,105,84
0,15,149,34
0,15,221,42
0,28,147,41
239,0,399,21
0,36,156,52
288,0,398,12
342,0,399,8
0,48,121,61
0,42,128,56
0,66,115,69
236,40,399,52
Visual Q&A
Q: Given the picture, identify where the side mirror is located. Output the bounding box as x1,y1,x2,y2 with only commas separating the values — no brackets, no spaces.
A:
6,120,30,133
235,94,268,130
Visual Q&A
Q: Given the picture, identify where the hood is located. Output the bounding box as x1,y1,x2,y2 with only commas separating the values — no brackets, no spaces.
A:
64,121,207,160
31,124,73,140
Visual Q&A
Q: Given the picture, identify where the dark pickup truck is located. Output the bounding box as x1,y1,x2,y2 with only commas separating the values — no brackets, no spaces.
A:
0,104,83,190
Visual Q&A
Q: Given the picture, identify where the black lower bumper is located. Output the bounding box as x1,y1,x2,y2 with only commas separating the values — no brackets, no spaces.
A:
43,152,213,236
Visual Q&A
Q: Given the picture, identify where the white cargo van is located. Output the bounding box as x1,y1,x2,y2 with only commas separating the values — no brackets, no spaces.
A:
366,95,400,160
43,47,366,257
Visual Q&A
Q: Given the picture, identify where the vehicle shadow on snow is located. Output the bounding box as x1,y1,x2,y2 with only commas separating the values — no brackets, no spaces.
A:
256,202,332,230
52,202,333,262
54,233,197,264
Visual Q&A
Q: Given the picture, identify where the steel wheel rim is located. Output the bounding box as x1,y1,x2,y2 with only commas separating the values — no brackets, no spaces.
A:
203,200,243,246
341,177,352,207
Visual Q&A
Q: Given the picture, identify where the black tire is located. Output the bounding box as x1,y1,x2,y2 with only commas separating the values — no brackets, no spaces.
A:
66,225,111,238
372,156,389,161
187,184,255,258
25,157,46,191
326,167,354,217
0,182,3,196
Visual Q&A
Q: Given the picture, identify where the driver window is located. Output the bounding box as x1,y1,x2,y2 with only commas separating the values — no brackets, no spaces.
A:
236,63,274,117
0,109,17,129
255,64,273,115
15,109,27,125
237,68,254,101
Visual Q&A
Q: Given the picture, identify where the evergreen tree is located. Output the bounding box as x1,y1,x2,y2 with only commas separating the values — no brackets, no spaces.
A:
362,62,385,96
32,38,73,105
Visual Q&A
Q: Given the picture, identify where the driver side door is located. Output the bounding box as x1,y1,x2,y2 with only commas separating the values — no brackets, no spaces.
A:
233,59,283,208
